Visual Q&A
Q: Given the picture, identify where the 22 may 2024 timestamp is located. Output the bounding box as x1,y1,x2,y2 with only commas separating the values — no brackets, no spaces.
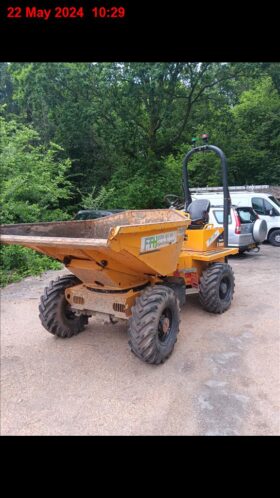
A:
5,5,126,21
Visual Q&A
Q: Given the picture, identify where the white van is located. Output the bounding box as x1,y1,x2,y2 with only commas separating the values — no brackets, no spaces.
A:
192,191,280,246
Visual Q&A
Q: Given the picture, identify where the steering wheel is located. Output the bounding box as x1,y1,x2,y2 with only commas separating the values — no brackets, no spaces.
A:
164,194,183,209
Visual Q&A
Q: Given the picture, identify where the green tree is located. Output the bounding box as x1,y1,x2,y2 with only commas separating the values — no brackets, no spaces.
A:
229,77,280,184
0,112,72,223
0,112,73,285
8,62,253,204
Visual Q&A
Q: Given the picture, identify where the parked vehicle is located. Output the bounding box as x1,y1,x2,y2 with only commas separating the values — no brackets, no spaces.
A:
208,205,267,253
74,209,123,220
191,190,280,246
165,195,267,253
1,143,239,365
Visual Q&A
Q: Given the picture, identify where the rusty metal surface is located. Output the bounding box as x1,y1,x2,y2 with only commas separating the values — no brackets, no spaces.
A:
0,209,188,239
0,235,107,248
65,284,142,319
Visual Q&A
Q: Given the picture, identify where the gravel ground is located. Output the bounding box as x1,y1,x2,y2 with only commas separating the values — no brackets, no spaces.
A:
1,244,279,435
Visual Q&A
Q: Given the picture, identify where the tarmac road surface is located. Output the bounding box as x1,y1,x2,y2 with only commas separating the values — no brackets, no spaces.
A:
1,244,279,435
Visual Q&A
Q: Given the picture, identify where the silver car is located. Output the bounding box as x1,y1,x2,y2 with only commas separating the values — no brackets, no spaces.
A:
208,205,267,253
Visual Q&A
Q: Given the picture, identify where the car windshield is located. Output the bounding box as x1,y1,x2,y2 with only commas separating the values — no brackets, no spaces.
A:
269,196,280,208
75,212,100,220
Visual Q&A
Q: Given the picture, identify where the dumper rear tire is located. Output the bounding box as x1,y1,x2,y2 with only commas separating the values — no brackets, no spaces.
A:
199,263,235,314
39,275,88,338
128,285,180,365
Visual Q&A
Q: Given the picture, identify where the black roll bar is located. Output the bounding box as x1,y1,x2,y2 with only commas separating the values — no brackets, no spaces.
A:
182,144,231,247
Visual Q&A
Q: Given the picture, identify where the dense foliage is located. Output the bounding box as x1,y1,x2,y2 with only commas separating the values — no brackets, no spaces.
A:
1,62,279,284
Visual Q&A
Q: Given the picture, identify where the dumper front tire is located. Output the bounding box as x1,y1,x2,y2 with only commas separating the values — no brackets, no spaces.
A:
39,275,88,338
128,285,180,365
199,263,235,314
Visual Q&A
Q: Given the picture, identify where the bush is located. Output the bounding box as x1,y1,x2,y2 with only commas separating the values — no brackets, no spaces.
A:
0,245,62,287
0,112,71,286
0,113,73,224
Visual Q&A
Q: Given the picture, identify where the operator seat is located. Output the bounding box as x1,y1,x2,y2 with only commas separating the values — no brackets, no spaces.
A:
185,199,210,228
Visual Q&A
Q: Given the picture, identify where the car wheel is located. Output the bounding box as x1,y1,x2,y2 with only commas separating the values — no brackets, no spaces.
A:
39,275,89,337
199,263,235,314
268,229,280,247
128,285,180,364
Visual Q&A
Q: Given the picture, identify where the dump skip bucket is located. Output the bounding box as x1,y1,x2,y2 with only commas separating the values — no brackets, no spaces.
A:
1,210,190,288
